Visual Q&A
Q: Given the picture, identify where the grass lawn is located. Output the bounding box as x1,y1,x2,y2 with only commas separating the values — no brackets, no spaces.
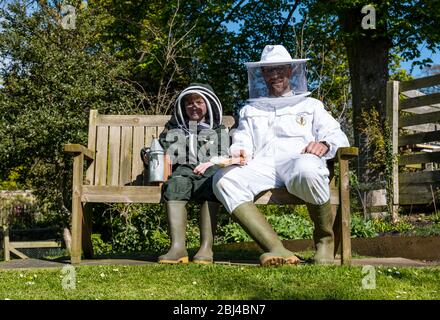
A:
0,263,439,300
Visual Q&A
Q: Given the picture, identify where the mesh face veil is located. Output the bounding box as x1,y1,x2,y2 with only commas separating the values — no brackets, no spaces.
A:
244,45,310,106
246,61,309,100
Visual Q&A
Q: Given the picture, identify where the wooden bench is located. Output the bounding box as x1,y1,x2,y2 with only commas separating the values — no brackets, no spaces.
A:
64,109,358,265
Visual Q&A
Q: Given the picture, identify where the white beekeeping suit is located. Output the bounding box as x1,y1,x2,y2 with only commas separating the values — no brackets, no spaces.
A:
214,45,349,213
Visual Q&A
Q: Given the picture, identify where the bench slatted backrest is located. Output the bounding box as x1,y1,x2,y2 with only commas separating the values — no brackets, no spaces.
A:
85,110,235,187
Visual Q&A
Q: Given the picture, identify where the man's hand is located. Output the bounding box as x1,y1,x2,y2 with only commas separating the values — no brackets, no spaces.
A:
301,141,329,158
194,162,215,175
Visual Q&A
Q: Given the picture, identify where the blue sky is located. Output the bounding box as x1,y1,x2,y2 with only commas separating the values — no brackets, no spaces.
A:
400,46,439,77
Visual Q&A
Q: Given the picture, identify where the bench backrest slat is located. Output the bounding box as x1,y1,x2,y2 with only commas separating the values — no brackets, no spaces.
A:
87,111,235,187
120,127,133,186
108,126,121,186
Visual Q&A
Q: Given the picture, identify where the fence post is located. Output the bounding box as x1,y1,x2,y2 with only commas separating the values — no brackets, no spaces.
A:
386,80,400,222
1,197,10,262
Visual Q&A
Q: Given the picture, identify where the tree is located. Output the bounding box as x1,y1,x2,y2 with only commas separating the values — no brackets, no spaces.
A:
302,0,440,182
0,1,142,224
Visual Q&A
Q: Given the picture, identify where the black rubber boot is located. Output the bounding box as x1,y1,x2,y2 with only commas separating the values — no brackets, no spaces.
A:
193,201,219,264
307,200,335,265
158,200,189,264
232,202,300,266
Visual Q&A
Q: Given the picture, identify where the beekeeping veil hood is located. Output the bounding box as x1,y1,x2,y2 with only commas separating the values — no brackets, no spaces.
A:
245,45,310,108
174,83,223,130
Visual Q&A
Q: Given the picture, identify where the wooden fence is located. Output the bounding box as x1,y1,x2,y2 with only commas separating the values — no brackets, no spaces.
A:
1,191,60,261
387,73,440,219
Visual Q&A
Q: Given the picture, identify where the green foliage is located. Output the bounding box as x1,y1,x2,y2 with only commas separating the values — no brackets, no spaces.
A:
216,205,314,244
429,212,440,224
0,2,143,224
410,224,440,237
358,107,396,215
267,214,314,240
98,203,203,254
359,108,387,173
218,221,252,243
104,204,168,253
0,167,24,190
350,214,378,238
373,218,414,235
91,234,113,255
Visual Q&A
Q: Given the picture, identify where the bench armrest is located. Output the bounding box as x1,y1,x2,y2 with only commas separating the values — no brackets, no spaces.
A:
336,147,358,160
64,144,95,160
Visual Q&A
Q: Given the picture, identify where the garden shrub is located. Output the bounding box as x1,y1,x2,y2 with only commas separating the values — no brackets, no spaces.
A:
97,203,203,254
91,234,113,255
350,214,378,238
216,205,314,244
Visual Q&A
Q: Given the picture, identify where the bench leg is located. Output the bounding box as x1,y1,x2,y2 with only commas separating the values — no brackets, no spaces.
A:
71,197,83,265
332,204,342,259
82,203,94,259
71,153,84,265
339,158,352,265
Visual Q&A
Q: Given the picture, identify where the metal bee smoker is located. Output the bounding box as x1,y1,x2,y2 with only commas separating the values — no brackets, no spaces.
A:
142,138,166,183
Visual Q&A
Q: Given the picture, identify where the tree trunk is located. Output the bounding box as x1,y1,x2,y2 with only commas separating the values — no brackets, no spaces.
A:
339,7,392,183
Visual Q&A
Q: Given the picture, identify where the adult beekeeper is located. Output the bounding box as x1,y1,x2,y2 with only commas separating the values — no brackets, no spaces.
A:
213,45,350,266
152,83,227,264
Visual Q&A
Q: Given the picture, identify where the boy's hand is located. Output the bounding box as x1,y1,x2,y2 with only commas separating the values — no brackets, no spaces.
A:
301,141,329,158
194,162,215,175
232,149,247,166
231,149,248,165
239,149,247,165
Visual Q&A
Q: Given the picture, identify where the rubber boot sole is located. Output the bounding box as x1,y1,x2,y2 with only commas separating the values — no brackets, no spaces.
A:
285,255,301,265
260,254,301,267
260,255,285,267
193,258,213,265
158,256,189,264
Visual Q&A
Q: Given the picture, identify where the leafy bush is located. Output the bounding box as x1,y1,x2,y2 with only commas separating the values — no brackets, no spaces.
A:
409,224,440,237
350,215,378,238
372,218,414,234
100,203,203,254
91,234,113,255
267,214,313,240
216,205,314,243
218,221,252,243
0,3,143,231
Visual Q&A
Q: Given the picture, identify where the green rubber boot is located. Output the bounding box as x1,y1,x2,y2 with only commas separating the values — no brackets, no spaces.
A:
158,200,189,264
193,201,219,264
307,200,335,265
232,202,300,266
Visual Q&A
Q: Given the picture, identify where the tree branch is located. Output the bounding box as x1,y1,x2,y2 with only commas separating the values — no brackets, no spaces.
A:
200,0,246,44
280,0,301,44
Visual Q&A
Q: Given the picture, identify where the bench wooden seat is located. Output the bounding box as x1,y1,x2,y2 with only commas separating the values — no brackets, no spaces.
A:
65,109,358,265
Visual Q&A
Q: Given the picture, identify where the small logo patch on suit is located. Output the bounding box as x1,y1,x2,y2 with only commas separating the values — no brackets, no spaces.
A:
296,114,307,126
